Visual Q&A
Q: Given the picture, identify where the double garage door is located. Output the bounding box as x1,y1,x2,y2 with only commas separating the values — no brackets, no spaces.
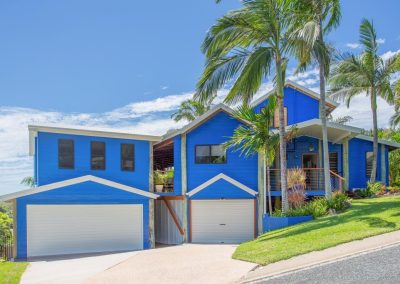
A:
191,200,255,244
26,204,143,257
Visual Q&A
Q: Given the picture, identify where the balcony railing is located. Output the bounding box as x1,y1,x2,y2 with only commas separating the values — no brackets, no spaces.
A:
268,168,344,193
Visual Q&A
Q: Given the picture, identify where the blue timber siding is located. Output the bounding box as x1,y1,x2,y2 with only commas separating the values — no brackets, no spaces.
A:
253,86,320,124
173,135,182,195
348,138,387,189
36,132,150,190
16,181,150,259
186,111,258,199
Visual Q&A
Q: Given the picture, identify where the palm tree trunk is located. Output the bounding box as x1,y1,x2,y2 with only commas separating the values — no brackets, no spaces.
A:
266,163,272,215
265,149,272,215
263,152,267,215
317,20,332,198
371,89,378,182
275,58,289,213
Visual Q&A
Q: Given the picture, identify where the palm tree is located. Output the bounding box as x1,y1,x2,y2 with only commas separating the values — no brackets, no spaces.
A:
327,114,353,125
293,0,341,197
196,0,304,212
329,19,399,182
21,176,35,187
225,97,280,217
171,98,213,122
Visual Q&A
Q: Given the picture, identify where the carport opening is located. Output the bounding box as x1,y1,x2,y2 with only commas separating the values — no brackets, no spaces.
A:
153,139,174,192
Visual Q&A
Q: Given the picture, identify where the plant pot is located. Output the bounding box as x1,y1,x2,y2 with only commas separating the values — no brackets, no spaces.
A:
155,184,164,192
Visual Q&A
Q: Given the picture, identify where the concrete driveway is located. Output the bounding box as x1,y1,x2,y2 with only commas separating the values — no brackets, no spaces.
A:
85,244,256,284
21,244,255,284
20,251,139,284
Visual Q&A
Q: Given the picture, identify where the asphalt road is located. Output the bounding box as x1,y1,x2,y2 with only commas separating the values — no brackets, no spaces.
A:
255,243,400,284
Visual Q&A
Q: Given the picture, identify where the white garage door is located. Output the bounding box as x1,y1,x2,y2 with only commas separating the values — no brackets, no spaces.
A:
191,200,254,244
27,204,143,257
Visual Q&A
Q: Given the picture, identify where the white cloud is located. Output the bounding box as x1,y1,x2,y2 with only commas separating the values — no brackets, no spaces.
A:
330,96,394,129
1,49,399,195
377,38,385,44
161,86,169,90
381,49,400,61
346,43,360,49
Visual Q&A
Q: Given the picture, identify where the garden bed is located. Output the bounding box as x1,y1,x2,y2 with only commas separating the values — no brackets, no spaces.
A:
263,215,313,232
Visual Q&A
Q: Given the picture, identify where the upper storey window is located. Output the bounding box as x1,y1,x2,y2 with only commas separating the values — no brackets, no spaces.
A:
91,141,106,170
58,139,74,169
195,145,226,164
121,143,135,171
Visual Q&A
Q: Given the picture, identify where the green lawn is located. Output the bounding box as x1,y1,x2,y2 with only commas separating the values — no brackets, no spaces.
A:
0,262,28,284
233,195,400,265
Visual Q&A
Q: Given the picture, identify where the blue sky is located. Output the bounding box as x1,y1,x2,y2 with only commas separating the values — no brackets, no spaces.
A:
0,0,399,194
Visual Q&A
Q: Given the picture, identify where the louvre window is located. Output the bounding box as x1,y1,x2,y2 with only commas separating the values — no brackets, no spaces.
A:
91,141,106,170
58,139,74,169
195,145,226,164
329,152,338,174
366,152,373,177
121,144,135,171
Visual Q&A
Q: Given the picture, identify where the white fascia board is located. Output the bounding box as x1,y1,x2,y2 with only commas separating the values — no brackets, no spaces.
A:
0,175,159,201
186,173,257,198
290,118,363,134
355,134,400,149
29,125,161,156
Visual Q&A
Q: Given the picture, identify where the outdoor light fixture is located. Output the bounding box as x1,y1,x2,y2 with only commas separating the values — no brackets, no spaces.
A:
309,144,314,152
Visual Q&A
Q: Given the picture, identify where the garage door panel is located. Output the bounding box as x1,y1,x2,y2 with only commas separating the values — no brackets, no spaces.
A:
191,200,254,244
27,204,143,257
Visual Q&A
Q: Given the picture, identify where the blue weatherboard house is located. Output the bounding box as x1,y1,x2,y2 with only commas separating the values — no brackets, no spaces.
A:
1,81,399,259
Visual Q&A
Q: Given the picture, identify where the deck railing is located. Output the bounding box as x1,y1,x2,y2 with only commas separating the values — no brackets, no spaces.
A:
268,168,344,193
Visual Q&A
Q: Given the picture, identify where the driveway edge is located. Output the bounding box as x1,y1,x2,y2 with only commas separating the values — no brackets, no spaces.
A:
239,230,400,283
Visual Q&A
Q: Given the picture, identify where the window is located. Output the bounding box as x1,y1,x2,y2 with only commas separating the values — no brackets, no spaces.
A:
91,141,105,170
195,145,226,164
272,107,288,128
329,152,338,174
121,144,135,171
366,152,373,177
58,139,74,169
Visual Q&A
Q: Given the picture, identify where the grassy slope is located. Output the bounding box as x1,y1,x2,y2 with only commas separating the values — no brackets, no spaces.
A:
233,196,400,265
0,262,28,284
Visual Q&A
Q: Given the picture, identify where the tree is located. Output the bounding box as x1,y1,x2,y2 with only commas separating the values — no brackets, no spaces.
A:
293,0,341,197
171,98,214,122
21,176,35,187
329,19,399,183
327,114,353,125
196,0,305,212
225,97,280,216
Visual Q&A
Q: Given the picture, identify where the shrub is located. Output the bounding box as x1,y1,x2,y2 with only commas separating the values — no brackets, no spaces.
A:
367,182,385,195
326,192,351,211
288,189,307,209
287,168,307,209
303,198,328,218
388,186,400,193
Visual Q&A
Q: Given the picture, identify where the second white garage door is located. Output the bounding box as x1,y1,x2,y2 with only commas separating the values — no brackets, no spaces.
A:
27,204,143,257
191,199,255,244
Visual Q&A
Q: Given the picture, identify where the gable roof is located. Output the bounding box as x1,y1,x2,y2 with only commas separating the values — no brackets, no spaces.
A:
0,175,159,201
251,80,339,110
186,173,257,198
29,125,162,156
160,103,247,142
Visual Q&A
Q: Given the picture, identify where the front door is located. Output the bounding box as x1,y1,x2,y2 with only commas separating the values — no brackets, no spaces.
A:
302,154,319,190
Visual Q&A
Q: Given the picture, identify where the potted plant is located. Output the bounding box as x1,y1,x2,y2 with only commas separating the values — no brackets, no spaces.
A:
154,170,166,192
